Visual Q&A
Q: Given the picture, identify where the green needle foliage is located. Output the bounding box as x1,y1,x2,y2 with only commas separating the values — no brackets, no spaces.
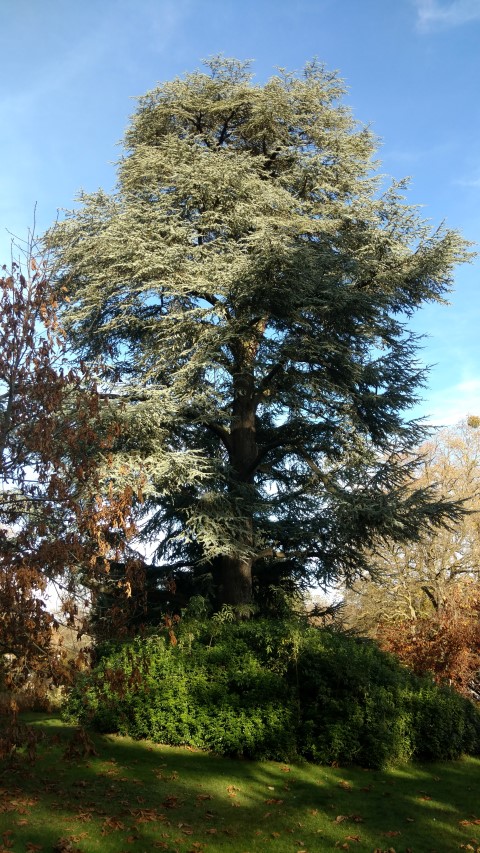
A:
46,57,470,611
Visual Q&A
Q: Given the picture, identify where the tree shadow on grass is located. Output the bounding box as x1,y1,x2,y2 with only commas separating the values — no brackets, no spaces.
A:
1,714,480,852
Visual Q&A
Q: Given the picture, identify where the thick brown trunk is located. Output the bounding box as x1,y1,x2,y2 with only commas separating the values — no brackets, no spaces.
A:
218,343,259,607
220,553,253,606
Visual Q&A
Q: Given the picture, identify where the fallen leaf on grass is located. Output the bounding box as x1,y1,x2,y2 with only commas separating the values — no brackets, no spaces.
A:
338,780,352,791
25,845,42,853
131,808,164,823
10,797,37,808
344,835,361,842
76,812,93,823
334,815,363,824
52,839,83,853
162,795,180,809
265,798,284,805
382,831,401,838
101,816,125,834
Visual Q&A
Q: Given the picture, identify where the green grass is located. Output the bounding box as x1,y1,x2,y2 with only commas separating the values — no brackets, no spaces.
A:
1,713,480,852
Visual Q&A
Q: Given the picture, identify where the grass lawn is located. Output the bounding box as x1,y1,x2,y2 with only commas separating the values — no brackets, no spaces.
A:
1,713,480,852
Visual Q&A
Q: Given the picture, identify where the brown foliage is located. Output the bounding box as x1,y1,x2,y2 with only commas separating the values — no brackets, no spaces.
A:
343,421,480,697
377,583,480,698
0,236,137,691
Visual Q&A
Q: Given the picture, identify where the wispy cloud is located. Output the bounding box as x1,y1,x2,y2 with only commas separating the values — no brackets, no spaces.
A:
421,378,480,425
415,0,480,30
454,175,480,188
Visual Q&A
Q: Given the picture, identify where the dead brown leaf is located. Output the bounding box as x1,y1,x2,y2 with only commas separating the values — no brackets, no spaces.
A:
227,785,240,797
101,816,124,835
52,839,83,853
162,795,180,809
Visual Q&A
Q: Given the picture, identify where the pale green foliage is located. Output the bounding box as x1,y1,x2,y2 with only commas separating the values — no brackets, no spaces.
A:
46,58,470,606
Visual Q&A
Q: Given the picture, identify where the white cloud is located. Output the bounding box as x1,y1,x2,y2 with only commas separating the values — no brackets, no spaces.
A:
420,378,480,425
415,0,480,29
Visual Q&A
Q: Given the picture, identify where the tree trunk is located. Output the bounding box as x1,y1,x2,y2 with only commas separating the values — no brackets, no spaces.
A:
221,553,254,606
218,346,259,607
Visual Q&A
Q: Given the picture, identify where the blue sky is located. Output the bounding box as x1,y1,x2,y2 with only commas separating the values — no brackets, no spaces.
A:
1,0,479,425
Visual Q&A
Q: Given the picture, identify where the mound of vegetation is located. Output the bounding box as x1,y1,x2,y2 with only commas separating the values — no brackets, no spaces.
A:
64,618,480,768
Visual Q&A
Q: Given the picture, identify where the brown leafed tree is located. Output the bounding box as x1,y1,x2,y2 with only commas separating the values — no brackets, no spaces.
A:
343,419,480,696
376,582,480,698
0,233,139,692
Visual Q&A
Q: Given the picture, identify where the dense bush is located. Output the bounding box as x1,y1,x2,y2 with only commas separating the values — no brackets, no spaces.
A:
64,619,480,768
65,626,297,760
295,628,480,767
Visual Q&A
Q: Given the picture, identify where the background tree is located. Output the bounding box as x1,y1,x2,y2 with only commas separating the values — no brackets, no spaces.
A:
0,232,137,690
46,57,469,612
343,419,480,696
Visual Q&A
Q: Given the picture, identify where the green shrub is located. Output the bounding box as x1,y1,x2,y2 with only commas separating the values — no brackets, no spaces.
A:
65,630,297,760
64,620,480,768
